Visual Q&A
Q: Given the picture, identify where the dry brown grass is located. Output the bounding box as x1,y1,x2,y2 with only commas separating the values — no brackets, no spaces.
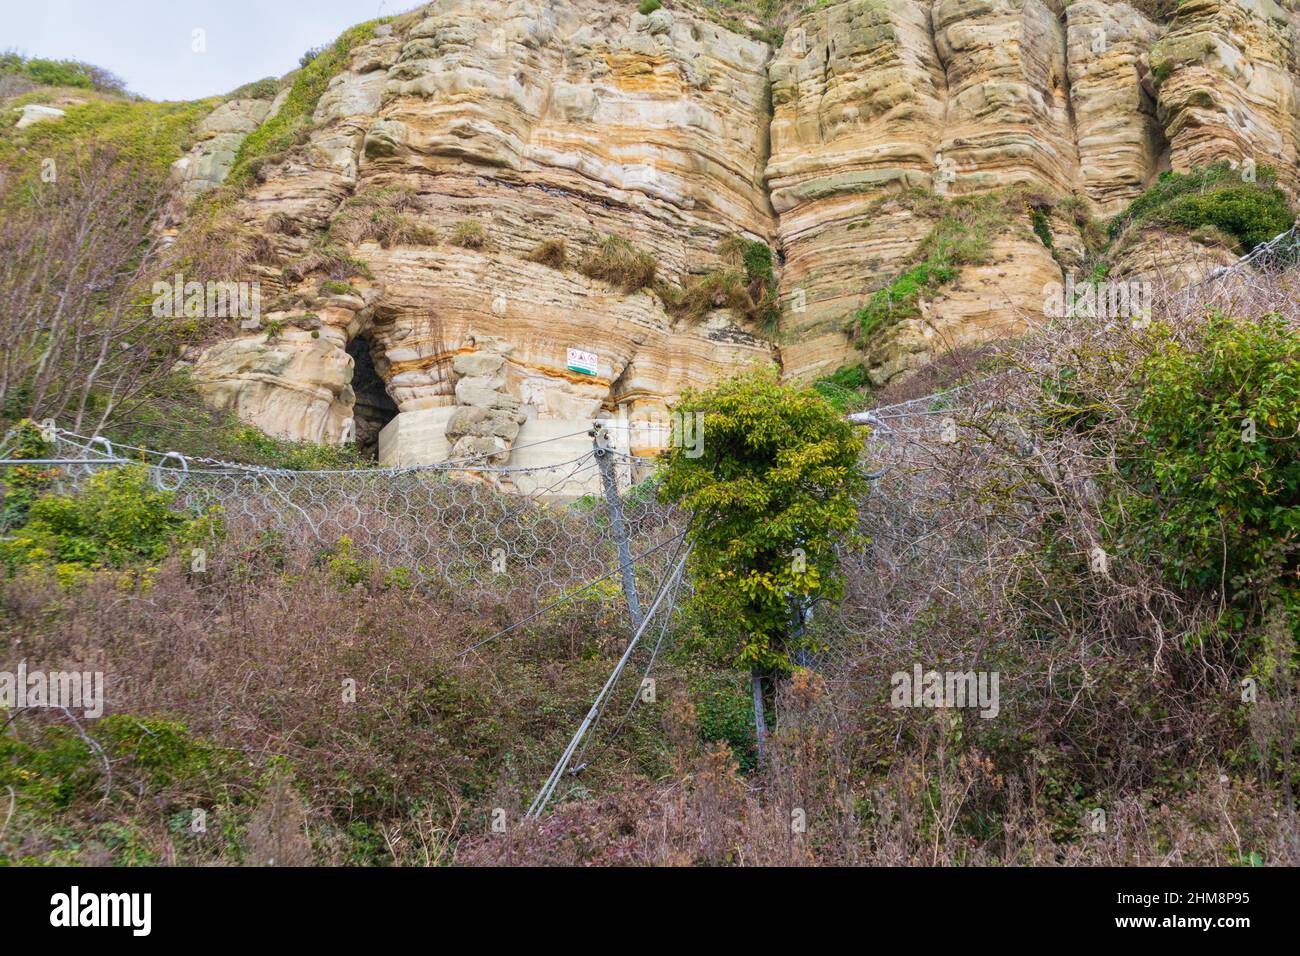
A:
579,235,657,292
328,187,436,248
526,238,568,269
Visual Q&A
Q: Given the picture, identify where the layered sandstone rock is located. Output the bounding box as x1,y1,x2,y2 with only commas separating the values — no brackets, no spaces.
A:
180,0,1300,463
1065,0,1166,217
767,0,946,382
172,96,280,199
1150,0,1300,194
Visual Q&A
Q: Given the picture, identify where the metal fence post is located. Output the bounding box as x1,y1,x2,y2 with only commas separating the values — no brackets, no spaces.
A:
591,423,643,630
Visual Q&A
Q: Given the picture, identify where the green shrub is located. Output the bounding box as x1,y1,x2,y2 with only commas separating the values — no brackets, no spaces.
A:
664,235,781,333
1110,313,1300,622
1109,164,1294,251
813,364,871,411
1030,206,1054,249
0,420,54,531
690,675,758,772
858,260,958,341
320,279,360,297
225,77,280,100
0,465,216,569
639,0,663,14
220,427,375,471
1161,188,1294,251
0,714,239,815
658,369,868,673
0,52,125,94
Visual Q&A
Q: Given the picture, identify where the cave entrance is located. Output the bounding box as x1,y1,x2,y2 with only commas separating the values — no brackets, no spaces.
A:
346,335,398,459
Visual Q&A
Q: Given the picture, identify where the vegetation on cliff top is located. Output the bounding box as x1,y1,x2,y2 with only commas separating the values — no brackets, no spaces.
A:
226,18,387,190
0,93,216,187
0,51,127,97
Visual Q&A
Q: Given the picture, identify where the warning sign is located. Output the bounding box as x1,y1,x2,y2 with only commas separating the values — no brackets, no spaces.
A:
566,347,598,376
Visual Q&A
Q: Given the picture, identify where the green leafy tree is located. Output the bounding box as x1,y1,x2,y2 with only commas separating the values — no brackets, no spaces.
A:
658,370,869,762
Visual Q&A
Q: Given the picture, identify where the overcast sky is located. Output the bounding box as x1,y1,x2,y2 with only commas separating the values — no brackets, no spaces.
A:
1,1,422,101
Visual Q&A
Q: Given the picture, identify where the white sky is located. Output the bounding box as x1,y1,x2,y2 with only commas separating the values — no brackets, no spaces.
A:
0,0,423,101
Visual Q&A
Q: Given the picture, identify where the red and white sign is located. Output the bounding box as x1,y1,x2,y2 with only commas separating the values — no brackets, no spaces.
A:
566,347,598,376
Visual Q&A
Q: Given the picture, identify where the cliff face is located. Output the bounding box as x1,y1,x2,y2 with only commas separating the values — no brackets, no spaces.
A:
178,0,1300,461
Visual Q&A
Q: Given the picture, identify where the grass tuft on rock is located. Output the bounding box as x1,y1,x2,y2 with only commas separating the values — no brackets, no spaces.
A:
328,187,435,248
526,238,568,269
580,235,658,292
449,219,490,250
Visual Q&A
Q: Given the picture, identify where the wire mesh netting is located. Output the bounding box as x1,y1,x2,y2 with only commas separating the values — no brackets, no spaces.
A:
4,222,1296,675
19,431,686,609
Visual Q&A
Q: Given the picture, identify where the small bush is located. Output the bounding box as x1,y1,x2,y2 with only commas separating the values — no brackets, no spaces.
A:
1112,313,1300,615
813,364,871,411
219,427,375,471
661,237,781,333
0,465,216,569
719,235,781,333
639,0,663,15
526,238,568,269
449,220,490,250
299,45,327,69
1030,205,1054,249
669,268,750,321
579,235,657,292
319,279,360,297
0,51,126,95
226,77,280,100
690,675,758,772
1109,164,1295,251
0,420,54,532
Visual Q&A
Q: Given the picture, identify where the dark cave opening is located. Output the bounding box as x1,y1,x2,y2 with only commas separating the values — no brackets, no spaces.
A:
346,335,398,459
